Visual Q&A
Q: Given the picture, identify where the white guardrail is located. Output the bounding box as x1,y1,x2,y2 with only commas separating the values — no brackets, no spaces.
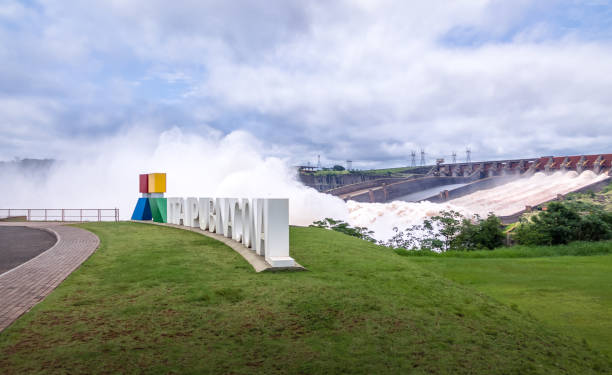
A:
0,209,119,222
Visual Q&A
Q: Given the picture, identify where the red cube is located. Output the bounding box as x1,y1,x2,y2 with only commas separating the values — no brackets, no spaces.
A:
139,174,149,193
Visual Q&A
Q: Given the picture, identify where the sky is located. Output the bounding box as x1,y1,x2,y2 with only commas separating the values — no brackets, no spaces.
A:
1,0,612,168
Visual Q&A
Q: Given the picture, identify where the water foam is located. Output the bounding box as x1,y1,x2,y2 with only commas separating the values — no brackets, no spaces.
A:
0,127,349,227
447,170,608,217
344,170,608,241
346,200,466,241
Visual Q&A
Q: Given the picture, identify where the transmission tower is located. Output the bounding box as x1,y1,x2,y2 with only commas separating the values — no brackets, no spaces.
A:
316,154,321,170
452,151,457,164
346,160,352,171
410,151,416,167
420,149,426,166
466,147,471,163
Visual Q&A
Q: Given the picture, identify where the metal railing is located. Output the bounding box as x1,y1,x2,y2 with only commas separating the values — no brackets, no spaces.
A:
0,209,120,222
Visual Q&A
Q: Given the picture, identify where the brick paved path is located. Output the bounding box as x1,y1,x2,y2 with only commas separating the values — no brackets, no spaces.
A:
0,223,99,332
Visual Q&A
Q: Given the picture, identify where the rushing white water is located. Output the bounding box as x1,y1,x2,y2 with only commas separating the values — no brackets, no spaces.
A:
344,170,608,241
448,170,609,217
346,200,468,242
0,128,349,227
396,183,468,202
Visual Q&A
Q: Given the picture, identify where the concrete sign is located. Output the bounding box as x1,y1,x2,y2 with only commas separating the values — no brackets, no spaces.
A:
167,197,295,268
131,173,295,268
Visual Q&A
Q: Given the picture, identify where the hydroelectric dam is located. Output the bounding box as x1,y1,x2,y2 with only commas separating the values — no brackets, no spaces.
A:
299,154,612,223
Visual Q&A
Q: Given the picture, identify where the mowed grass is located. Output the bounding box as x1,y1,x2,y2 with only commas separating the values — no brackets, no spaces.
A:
410,254,612,357
396,240,612,259
0,223,610,374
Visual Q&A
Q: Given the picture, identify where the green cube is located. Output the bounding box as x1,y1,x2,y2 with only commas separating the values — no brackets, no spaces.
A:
149,198,167,223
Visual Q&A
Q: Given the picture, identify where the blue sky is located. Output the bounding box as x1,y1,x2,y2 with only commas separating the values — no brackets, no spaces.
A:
442,1,612,46
1,0,611,168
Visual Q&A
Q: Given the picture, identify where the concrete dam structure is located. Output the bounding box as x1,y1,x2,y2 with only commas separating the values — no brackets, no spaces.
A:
298,166,432,192
301,154,612,225
434,154,612,178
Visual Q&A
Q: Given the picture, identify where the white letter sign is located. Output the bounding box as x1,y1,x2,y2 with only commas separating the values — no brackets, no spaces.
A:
166,197,295,268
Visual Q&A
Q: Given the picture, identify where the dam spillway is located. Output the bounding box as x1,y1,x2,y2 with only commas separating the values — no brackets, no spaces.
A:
299,154,612,236
396,183,468,202
312,154,612,206
344,169,610,241
448,170,610,217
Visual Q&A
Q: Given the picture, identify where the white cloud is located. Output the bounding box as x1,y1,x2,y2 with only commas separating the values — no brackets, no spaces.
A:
0,1,611,165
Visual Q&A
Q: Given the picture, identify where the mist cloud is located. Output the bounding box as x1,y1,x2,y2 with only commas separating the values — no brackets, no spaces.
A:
0,127,348,225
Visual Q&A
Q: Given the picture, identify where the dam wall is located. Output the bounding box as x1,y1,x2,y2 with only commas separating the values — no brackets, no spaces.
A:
434,154,612,178
424,176,513,203
299,173,383,192
298,166,433,192
301,154,611,211
345,176,476,203
326,178,409,196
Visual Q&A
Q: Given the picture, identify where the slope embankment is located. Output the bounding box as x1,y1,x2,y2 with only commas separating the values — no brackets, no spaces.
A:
0,223,609,374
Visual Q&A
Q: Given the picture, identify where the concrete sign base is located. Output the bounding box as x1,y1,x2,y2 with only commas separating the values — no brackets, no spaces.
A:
167,197,296,268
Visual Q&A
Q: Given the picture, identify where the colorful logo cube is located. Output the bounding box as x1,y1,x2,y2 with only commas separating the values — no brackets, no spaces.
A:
132,173,167,222
148,173,166,193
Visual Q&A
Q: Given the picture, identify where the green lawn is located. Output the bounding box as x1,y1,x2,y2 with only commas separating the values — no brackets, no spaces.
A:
396,240,612,259
410,254,612,358
0,223,610,374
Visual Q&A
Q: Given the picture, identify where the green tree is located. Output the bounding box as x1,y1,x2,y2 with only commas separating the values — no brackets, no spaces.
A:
424,210,463,251
514,202,611,246
577,214,611,242
384,210,505,252
455,214,505,250
310,218,376,243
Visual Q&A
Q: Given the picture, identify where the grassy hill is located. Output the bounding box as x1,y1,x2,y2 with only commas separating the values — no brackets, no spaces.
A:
410,253,612,358
0,223,610,374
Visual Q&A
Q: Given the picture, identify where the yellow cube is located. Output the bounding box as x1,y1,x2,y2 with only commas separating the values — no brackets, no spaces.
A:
148,173,166,193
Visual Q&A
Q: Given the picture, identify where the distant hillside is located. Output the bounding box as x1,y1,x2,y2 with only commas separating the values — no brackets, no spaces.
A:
0,158,55,179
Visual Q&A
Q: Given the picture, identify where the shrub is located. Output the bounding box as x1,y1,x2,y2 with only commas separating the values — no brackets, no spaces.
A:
310,218,376,243
382,210,505,252
455,214,505,250
428,210,463,251
577,214,611,242
514,222,552,246
514,202,612,246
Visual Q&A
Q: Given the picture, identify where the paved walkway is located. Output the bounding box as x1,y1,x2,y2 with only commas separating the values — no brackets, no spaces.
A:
0,223,99,332
0,226,57,274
